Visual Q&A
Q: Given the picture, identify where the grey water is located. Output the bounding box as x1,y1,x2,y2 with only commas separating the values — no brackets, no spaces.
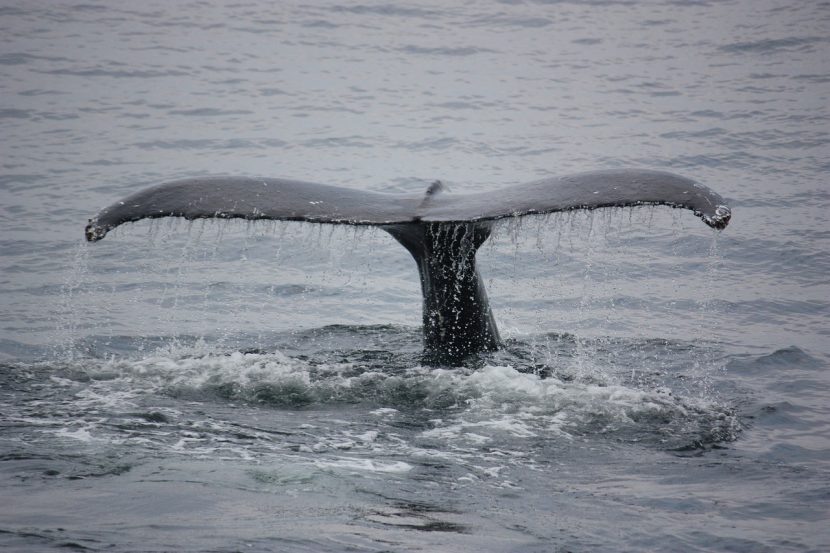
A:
1,1,829,551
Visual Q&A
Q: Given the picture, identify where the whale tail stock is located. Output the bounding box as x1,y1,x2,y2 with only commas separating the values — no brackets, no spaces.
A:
383,220,500,364
85,169,731,365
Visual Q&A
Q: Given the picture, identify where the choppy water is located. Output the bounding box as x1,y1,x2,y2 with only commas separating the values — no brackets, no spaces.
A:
2,1,829,551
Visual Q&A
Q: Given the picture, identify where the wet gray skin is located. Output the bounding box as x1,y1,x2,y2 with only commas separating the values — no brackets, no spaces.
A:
85,169,731,364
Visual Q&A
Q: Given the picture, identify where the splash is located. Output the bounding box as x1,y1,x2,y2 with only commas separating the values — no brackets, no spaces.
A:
33,342,740,451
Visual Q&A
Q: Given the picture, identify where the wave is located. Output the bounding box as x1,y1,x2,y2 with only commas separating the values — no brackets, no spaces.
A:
3,335,741,457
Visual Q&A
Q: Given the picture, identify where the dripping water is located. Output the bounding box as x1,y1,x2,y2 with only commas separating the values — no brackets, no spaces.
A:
57,207,731,402
480,206,730,398
52,241,90,361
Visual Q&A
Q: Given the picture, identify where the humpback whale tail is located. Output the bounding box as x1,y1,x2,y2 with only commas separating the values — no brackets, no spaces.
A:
85,169,731,365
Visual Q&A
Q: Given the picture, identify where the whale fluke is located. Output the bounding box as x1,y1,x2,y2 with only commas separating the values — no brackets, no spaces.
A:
85,169,731,364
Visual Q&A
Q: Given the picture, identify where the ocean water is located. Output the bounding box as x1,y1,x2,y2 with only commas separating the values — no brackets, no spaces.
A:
1,1,829,551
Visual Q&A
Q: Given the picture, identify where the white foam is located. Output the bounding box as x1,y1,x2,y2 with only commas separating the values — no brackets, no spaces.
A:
354,430,379,443
314,457,413,474
53,426,97,443
369,407,398,416
411,364,714,445
40,347,730,473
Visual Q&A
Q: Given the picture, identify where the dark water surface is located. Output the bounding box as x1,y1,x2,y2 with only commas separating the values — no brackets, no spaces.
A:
2,1,829,551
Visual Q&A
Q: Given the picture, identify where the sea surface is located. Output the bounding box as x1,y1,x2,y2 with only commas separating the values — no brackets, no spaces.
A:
1,1,829,551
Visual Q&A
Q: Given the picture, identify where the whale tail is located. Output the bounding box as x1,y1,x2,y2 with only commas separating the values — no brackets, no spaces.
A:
85,169,731,365
383,220,499,364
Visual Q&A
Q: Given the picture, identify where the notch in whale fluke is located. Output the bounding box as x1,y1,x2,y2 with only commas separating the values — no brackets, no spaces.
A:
84,169,731,364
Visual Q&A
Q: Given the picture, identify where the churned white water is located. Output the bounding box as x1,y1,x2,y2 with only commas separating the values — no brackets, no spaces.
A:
1,1,829,551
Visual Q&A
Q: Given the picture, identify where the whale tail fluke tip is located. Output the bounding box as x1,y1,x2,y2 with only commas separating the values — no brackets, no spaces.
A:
85,220,107,242
703,205,731,230
425,180,445,196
